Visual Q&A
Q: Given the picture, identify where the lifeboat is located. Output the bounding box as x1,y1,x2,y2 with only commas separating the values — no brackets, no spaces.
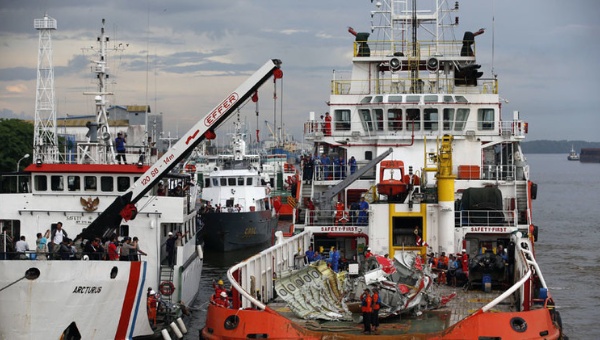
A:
377,160,408,197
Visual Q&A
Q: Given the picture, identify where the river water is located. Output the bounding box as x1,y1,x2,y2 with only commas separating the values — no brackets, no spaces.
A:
183,153,598,339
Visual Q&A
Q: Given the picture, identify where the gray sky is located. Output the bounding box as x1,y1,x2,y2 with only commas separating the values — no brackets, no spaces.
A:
1,0,599,142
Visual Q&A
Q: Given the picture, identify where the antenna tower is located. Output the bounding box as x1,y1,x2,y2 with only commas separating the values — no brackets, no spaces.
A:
33,14,59,163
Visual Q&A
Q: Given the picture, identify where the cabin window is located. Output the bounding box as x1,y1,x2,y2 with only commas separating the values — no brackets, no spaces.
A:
443,108,455,130
443,96,454,103
1,221,21,242
117,177,130,192
423,108,439,131
119,224,130,238
372,95,383,103
374,109,384,131
359,109,374,132
67,176,81,191
213,178,220,186
388,95,403,103
334,109,351,131
220,178,227,186
205,178,211,188
478,108,495,130
365,151,373,161
50,175,63,191
35,175,48,191
84,176,97,191
388,109,403,131
246,178,253,186
237,177,244,186
406,95,420,103
360,96,372,103
101,176,114,192
228,178,236,186
455,96,468,103
454,108,470,131
424,95,438,103
406,108,420,131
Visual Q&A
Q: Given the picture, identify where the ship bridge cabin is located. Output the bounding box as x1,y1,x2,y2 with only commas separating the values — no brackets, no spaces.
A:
305,94,528,143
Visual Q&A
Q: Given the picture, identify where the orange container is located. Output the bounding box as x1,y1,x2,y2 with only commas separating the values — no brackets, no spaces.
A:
458,165,480,179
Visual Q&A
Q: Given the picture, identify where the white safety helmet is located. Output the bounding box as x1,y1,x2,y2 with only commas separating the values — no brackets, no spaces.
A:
150,290,156,295
220,291,227,298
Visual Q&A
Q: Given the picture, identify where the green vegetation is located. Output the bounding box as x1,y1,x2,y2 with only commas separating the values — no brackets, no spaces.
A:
0,119,34,172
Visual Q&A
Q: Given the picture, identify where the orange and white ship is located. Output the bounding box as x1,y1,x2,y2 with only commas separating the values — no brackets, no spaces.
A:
202,1,565,339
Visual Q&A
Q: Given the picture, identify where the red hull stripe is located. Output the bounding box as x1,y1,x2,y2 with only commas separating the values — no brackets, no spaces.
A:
115,262,142,339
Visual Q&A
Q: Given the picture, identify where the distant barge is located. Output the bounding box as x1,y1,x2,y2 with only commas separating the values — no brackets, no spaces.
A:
580,148,600,163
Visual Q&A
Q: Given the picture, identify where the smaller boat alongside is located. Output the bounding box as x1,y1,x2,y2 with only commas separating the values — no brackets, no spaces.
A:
198,118,279,252
567,145,579,161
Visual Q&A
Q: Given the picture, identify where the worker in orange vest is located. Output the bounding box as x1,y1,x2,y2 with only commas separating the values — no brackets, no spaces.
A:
360,288,373,334
371,288,381,332
214,291,230,308
147,289,158,328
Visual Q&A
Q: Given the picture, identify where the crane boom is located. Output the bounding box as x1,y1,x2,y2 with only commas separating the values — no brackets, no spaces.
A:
78,59,282,241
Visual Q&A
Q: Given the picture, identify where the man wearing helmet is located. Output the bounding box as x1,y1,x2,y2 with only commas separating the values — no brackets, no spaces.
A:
214,291,230,308
213,279,229,298
147,289,158,328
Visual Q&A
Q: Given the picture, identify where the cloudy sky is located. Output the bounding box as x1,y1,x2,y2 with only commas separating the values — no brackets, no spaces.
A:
1,0,599,143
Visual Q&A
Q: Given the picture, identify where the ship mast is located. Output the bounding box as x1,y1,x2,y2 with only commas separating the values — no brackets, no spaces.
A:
33,14,59,164
81,19,117,164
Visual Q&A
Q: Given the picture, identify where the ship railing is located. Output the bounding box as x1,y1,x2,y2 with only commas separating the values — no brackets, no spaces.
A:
352,39,469,59
332,76,497,96
480,240,548,313
227,230,314,310
455,209,517,228
304,118,508,143
480,164,520,181
297,209,370,228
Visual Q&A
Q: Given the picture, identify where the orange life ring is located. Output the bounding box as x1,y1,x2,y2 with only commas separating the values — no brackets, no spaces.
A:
159,281,175,296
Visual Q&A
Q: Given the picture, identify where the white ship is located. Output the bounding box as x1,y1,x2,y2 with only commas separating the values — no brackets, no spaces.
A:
0,19,208,339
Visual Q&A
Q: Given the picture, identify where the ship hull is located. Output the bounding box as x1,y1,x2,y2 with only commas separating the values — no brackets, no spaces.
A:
201,303,561,339
201,210,278,251
0,261,152,339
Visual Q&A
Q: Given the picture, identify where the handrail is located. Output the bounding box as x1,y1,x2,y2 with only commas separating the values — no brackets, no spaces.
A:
481,267,531,313
479,239,546,313
227,230,313,310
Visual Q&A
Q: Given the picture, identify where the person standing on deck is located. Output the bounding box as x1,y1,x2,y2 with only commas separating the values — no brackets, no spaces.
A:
115,132,127,164
51,222,67,254
324,112,332,136
327,246,340,272
361,288,373,334
166,232,177,267
371,288,381,332
349,156,357,175
305,245,315,262
131,236,147,261
358,197,369,225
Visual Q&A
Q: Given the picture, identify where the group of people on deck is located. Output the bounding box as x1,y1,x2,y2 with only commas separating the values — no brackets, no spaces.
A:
304,196,369,227
360,287,381,334
305,245,346,272
429,249,470,286
211,279,232,308
300,153,358,184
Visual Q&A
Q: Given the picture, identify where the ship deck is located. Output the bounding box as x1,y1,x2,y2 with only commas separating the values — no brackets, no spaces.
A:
265,283,516,335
